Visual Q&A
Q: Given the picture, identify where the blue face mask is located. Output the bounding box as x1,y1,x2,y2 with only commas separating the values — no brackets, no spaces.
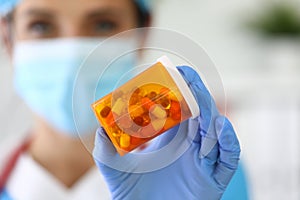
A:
13,37,138,137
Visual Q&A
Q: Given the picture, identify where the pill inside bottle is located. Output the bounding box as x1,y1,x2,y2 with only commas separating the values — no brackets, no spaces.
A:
92,56,199,156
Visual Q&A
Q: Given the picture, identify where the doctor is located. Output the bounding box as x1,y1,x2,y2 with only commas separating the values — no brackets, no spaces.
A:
0,0,248,199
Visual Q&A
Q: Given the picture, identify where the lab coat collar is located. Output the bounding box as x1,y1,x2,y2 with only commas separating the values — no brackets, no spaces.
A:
6,153,110,200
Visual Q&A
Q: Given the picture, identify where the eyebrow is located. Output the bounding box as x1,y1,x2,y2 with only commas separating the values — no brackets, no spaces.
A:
20,7,125,20
85,8,124,19
21,8,54,18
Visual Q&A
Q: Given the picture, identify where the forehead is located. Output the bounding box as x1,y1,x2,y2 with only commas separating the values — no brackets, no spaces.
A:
15,0,135,17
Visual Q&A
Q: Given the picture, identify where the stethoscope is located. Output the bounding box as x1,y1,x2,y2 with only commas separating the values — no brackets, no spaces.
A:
0,138,31,194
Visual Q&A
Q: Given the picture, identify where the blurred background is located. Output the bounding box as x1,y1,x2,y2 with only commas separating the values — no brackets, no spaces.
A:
1,0,300,199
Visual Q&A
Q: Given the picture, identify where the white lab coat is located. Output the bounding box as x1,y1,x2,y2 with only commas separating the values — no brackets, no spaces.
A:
0,141,111,200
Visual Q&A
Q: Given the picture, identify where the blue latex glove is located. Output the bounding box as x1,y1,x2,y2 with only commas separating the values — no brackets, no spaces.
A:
0,189,13,200
93,66,241,200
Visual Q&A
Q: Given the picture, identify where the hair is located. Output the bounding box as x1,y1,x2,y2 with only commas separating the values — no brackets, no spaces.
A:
2,1,151,27
1,11,13,43
134,3,151,27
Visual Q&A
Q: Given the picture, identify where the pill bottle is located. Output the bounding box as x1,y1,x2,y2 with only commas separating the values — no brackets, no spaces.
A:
92,56,199,156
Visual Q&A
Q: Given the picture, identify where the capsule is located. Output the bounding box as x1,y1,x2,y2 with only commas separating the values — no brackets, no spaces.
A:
100,106,111,118
141,97,155,110
150,105,167,119
129,105,145,119
152,118,166,131
142,114,151,126
120,133,131,148
133,116,144,126
170,101,180,114
112,132,120,137
129,94,140,105
148,91,157,101
105,111,115,126
112,98,125,116
159,97,171,109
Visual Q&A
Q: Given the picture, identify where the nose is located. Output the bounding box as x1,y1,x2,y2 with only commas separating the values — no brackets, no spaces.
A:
58,17,92,38
60,25,88,38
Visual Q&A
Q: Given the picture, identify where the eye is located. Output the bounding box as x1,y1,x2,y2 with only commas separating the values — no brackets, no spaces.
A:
94,20,118,34
28,21,53,36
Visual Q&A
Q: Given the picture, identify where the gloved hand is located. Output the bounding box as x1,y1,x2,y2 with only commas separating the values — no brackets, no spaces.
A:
93,66,241,200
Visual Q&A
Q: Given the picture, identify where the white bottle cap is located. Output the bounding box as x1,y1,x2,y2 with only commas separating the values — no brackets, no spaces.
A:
157,56,200,118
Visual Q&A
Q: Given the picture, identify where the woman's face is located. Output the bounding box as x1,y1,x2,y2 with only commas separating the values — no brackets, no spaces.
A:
0,0,145,134
12,0,139,41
